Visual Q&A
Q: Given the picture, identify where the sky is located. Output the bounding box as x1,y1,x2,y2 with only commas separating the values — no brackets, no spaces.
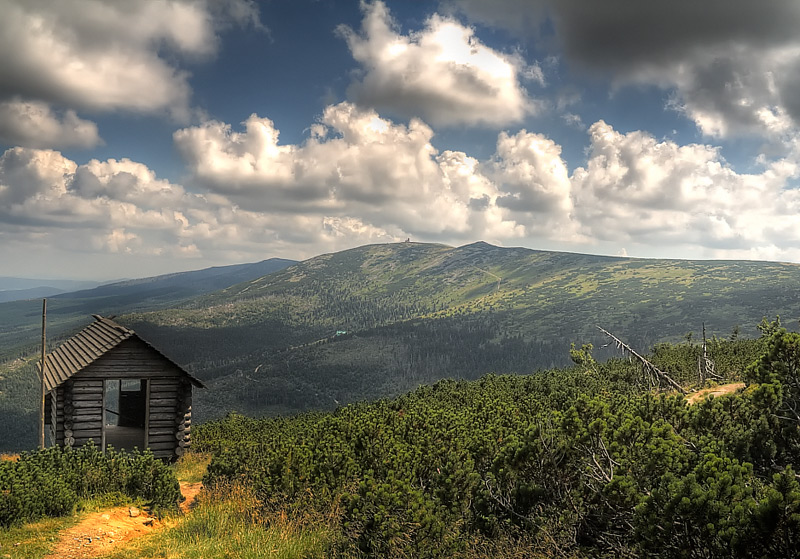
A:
2,0,800,280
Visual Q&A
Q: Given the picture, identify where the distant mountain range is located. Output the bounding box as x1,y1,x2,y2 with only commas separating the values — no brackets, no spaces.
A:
0,277,103,303
0,258,296,354
53,258,298,303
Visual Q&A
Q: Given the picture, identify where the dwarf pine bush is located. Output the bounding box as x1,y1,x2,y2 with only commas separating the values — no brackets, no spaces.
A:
0,444,180,527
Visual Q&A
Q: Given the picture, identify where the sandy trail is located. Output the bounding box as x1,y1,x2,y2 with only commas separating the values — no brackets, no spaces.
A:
686,382,746,405
42,481,201,559
179,482,203,513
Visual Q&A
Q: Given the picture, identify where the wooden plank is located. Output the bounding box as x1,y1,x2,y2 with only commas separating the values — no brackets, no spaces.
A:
73,437,100,445
148,398,176,407
149,412,177,421
72,380,103,388
73,401,102,410
151,388,181,395
147,441,177,451
72,393,102,402
72,417,102,425
73,427,102,435
148,392,178,400
150,429,176,441
149,385,180,392
70,387,103,395
148,420,176,428
148,435,177,444
150,378,181,385
150,399,176,406
73,422,103,431
73,407,102,416
100,377,106,451
77,370,182,379
144,379,150,449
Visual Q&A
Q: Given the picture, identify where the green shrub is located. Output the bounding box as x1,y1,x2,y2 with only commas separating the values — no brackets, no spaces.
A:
0,445,180,527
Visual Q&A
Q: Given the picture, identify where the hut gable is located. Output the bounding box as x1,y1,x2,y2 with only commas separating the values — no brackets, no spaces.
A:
39,315,202,461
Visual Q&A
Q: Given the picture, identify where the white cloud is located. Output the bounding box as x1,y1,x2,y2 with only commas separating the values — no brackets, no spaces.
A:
0,99,101,149
0,0,261,122
489,130,577,238
561,112,584,129
4,106,800,276
173,103,800,262
339,1,536,127
455,0,800,144
174,102,548,241
0,147,204,254
572,121,800,253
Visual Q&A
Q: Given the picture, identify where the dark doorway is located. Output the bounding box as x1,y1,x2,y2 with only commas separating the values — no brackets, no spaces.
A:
104,379,147,451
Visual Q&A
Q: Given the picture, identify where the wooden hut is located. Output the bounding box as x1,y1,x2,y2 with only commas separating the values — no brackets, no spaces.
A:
38,315,204,461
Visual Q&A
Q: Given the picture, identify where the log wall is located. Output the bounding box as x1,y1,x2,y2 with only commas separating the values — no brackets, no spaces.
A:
63,337,196,460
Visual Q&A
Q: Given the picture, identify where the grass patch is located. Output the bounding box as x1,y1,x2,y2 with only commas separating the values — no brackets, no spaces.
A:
0,515,77,559
172,452,212,483
106,482,335,559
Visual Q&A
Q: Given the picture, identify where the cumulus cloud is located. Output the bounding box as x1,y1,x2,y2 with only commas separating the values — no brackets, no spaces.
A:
489,130,576,237
4,105,800,273
339,1,537,127
572,121,800,253
455,0,800,142
0,0,261,122
174,102,552,241
0,99,101,149
173,103,800,261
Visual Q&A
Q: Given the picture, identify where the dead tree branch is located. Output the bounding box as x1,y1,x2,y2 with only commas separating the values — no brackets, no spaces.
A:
597,326,687,394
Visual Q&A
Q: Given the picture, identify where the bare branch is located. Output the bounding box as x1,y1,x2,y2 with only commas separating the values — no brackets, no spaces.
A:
597,326,687,394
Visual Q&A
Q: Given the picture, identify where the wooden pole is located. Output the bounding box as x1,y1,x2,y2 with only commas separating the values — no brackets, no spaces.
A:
39,298,46,450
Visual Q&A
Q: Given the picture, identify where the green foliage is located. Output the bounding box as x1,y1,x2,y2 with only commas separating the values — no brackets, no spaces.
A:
744,328,800,468
569,342,597,371
0,445,180,527
129,242,800,428
194,335,800,557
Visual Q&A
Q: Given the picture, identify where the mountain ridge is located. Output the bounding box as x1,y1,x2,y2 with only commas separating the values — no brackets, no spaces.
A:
116,241,800,422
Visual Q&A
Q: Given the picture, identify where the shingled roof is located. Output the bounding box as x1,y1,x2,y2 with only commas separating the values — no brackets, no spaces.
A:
38,315,204,391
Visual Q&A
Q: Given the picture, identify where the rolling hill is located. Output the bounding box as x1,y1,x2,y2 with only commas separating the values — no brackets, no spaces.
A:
116,241,800,422
0,257,297,357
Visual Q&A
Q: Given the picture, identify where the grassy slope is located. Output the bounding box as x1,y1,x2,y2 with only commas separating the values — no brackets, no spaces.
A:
119,241,800,421
0,258,296,359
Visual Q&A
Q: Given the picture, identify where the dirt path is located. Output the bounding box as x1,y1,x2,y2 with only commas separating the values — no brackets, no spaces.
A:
686,382,746,405
43,507,163,559
179,482,203,513
43,481,201,559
